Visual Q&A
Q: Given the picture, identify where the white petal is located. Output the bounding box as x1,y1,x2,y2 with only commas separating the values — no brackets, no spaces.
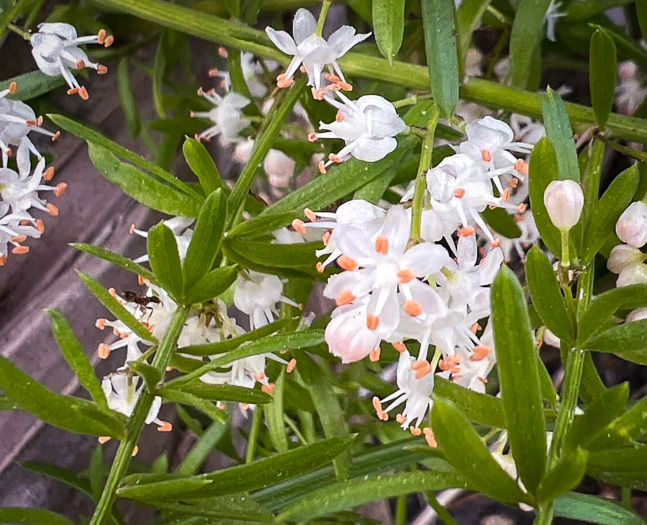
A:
293,9,317,45
265,27,298,55
403,243,450,277
353,136,397,162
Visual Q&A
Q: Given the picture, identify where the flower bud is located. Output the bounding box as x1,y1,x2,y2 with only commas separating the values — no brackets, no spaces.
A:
543,180,584,230
617,263,647,288
325,304,381,363
607,244,645,274
627,307,647,323
616,201,647,248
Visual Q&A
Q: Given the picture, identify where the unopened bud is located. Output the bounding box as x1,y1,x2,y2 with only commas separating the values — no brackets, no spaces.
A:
607,244,645,274
616,201,647,248
617,263,647,287
627,307,647,323
543,180,584,230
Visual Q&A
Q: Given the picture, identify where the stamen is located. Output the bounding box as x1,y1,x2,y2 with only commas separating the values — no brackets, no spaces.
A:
410,426,422,436
454,188,465,199
482,149,492,162
138,275,145,285
262,383,276,395
35,220,44,233
276,74,294,88
507,178,519,188
44,167,55,181
322,231,331,246
9,81,16,94
292,219,306,234
304,208,317,222
308,132,318,142
311,87,326,100
97,343,111,359
518,203,527,213
157,421,173,432
490,239,501,248
0,255,6,266
104,35,114,47
396,414,406,424
335,290,356,306
79,86,89,100
397,269,414,283
299,66,306,73
132,446,139,456
26,119,36,127
318,160,326,174
337,255,358,271
325,73,341,83
458,226,475,237
208,68,219,77
423,428,437,447
471,345,491,361
375,235,389,255
98,29,107,44
337,80,353,91
287,359,297,373
254,372,266,381
98,436,110,444
52,131,61,142
514,159,528,175
316,262,325,273
415,362,432,379
392,341,406,353
95,318,107,330
502,188,510,202
328,153,343,164
54,183,67,197
76,60,86,69
335,111,345,122
67,88,79,96
369,347,381,362
366,313,380,331
218,46,228,58
12,246,29,255
11,235,27,243
46,203,59,216
403,300,423,317
97,65,108,75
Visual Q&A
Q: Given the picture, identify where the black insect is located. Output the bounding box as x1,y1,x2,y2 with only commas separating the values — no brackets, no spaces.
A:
122,291,162,313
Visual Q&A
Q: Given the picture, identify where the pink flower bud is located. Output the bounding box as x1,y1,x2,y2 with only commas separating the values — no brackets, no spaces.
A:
325,304,381,363
617,263,647,287
607,244,645,274
543,180,584,230
616,201,647,248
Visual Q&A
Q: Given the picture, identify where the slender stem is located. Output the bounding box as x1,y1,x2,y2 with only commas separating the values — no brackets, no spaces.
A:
246,405,264,463
89,306,190,525
315,0,332,36
0,0,29,40
6,22,30,39
284,414,308,445
426,491,458,525
622,487,632,509
411,105,440,241
395,495,407,525
559,229,570,269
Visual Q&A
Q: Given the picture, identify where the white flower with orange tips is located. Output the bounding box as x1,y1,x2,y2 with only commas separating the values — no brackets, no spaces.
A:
30,23,112,100
234,271,299,330
0,207,43,265
191,88,251,144
101,373,168,429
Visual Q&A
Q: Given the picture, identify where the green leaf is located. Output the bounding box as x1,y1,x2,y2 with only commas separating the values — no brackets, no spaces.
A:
89,445,104,500
88,142,203,217
20,461,95,502
183,137,225,195
566,383,629,450
117,59,141,137
153,32,168,118
127,361,162,391
228,213,296,239
183,189,227,290
277,470,466,522
638,0,647,44
0,508,74,525
509,0,552,88
47,309,108,409
144,496,274,523
578,284,647,345
224,238,320,271
179,318,290,356
77,271,157,343
159,382,272,405
432,396,528,505
175,421,228,475
0,71,65,101
434,376,506,428
554,492,645,525
184,265,238,305
587,319,647,356
492,265,547,494
589,29,617,130
456,0,493,68
0,356,125,438
581,165,639,263
526,246,574,343
588,394,647,450
71,243,156,283
421,0,459,118
528,138,561,255
148,222,184,302
536,448,587,504
0,395,20,410
299,354,352,480
482,206,522,239
372,0,405,63
542,88,580,182
167,330,324,388
265,370,289,453
159,389,226,422
118,437,354,501
49,114,201,199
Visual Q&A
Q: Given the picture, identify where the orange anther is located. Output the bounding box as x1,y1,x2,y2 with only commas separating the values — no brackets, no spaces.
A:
335,290,356,306
67,88,79,95
396,414,406,424
79,86,89,100
379,411,389,421
287,359,297,373
132,445,139,457
335,111,345,122
410,426,422,436
254,372,266,381
311,87,326,100
97,64,108,75
337,255,358,271
316,262,325,273
454,188,466,199
325,73,341,83
423,428,437,447
518,203,527,214
46,203,59,216
12,245,28,255
337,80,352,91
208,68,219,77
375,235,389,255
502,188,510,202
328,153,343,164
470,322,481,333
403,300,423,317
482,149,492,162
26,119,36,127
95,318,107,330
514,159,528,175
471,345,491,361
366,313,380,331
37,116,43,126
308,132,318,142
98,436,110,444
326,83,341,92
35,220,44,233
392,341,406,353
292,219,306,234
369,347,381,362
9,81,16,94
54,183,67,197
299,66,306,73
478,377,488,384
108,288,117,297
138,275,145,285
415,362,432,379
322,231,331,246
52,131,61,142
262,383,276,395
11,235,26,243
157,421,173,432
76,60,86,69
218,46,228,58
458,226,475,237
490,239,501,248
507,178,519,188
98,29,107,44
276,74,294,88
411,360,427,370
372,396,382,413
397,269,415,283
104,35,114,47
0,255,6,266
318,160,326,174
240,403,250,410
44,167,55,181
4,148,10,157
304,208,317,222
97,343,111,359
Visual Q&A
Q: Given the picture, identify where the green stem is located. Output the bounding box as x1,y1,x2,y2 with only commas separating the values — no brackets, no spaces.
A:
315,0,332,36
411,106,440,241
246,405,264,463
559,229,570,269
395,495,407,525
622,487,632,509
93,0,647,143
89,306,189,525
6,22,30,39
0,0,29,40
426,491,458,525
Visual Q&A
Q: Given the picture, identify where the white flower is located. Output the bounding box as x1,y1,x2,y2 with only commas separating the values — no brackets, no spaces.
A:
234,271,298,329
30,23,112,99
265,8,370,91
616,61,646,115
607,244,646,274
509,114,545,145
0,157,64,217
617,263,647,287
543,180,584,231
627,307,647,323
373,350,434,430
0,83,60,169
102,373,167,429
616,201,647,248
310,91,406,172
0,208,43,264
192,88,251,144
130,217,194,263
545,1,565,42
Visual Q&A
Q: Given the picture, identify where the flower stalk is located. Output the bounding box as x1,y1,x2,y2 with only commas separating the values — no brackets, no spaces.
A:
89,305,190,525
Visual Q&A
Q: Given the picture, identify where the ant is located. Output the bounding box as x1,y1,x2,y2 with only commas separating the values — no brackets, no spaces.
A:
122,291,162,314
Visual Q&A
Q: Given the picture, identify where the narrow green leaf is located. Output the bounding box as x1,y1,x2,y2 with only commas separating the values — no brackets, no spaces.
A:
638,0,647,44
183,137,225,195
542,88,580,182
89,445,104,500
184,265,238,305
127,361,162,391
587,444,647,474
175,421,228,475
77,271,157,343
159,382,272,405
589,394,647,450
432,396,528,505
153,33,168,118
554,492,644,525
88,142,202,217
228,213,296,239
71,243,156,283
183,189,227,290
0,356,125,438
148,222,184,302
372,0,405,63
224,238,320,270
537,448,587,504
277,470,466,522
526,246,574,343
509,0,552,88
492,265,546,494
589,29,617,129
566,383,629,450
581,164,639,263
144,496,274,522
456,0,493,68
117,59,141,137
0,71,65,101
434,376,506,428
0,395,20,410
118,437,354,501
47,309,108,409
528,138,561,255
160,389,226,422
0,508,74,525
482,206,522,239
421,0,459,117
578,284,647,345
265,370,289,453
587,319,647,355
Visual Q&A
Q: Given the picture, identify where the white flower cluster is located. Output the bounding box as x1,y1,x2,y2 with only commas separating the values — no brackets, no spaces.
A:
96,219,298,429
289,116,539,439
